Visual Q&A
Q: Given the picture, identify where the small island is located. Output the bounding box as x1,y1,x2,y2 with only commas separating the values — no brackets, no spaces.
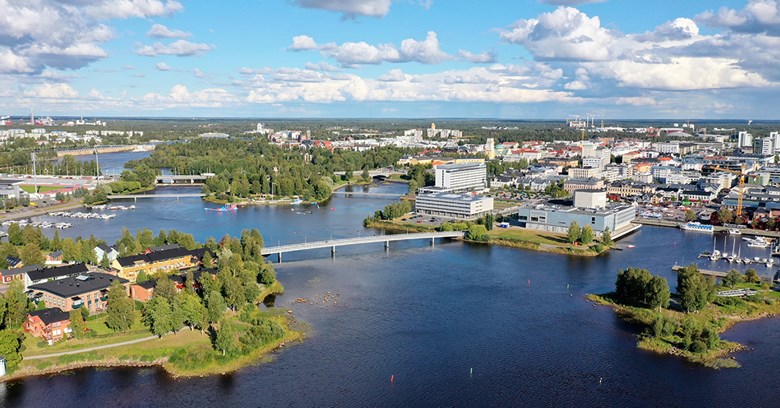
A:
589,264,780,368
0,226,298,381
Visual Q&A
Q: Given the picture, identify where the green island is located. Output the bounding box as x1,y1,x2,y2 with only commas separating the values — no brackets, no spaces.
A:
588,264,780,368
0,227,301,380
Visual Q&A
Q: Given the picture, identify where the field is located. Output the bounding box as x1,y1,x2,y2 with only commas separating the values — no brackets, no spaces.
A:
20,185,63,193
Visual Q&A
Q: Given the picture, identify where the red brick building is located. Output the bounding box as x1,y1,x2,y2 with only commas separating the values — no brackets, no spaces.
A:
24,307,71,342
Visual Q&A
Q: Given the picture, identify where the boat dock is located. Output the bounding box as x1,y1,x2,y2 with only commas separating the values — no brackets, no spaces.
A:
671,265,727,278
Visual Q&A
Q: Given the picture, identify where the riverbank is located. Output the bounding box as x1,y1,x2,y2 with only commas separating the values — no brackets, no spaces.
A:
0,199,84,222
587,287,780,368
634,217,780,238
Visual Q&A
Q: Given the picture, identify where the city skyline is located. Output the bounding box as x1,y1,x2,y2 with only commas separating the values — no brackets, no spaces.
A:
2,0,780,119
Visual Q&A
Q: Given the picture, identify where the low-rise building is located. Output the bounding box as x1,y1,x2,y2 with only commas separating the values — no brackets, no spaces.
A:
564,178,605,193
111,247,207,281
517,194,636,236
415,192,494,219
94,244,119,264
24,307,71,343
24,263,89,289
28,272,129,313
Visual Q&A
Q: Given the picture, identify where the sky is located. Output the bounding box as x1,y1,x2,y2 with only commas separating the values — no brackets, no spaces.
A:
2,0,780,119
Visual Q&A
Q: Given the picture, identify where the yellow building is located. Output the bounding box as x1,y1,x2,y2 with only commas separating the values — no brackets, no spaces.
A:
111,247,206,282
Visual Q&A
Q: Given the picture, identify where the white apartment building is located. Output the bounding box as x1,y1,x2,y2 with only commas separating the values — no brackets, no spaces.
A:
569,167,601,179
415,193,493,219
434,163,487,192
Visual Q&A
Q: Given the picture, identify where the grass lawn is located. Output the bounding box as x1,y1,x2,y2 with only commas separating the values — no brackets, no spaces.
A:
22,311,149,356
487,227,571,246
493,200,518,210
20,185,62,193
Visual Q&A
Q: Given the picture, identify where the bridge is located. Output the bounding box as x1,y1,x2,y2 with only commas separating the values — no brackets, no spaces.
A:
330,191,405,198
57,145,141,157
333,168,404,179
108,193,205,201
261,231,464,262
156,175,211,184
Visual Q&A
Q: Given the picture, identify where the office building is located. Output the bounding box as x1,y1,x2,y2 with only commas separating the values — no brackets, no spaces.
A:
415,193,493,219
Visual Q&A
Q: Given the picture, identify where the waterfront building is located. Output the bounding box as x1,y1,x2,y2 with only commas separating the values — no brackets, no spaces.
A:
28,272,129,313
517,192,636,236
94,244,119,263
112,247,208,281
433,162,487,192
415,192,493,219
24,307,71,343
24,263,90,289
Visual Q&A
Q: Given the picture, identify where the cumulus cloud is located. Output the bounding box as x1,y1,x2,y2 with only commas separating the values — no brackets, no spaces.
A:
25,83,78,99
147,24,191,39
457,50,497,63
136,40,212,56
540,0,605,4
155,62,172,71
697,0,780,35
289,31,451,66
0,0,184,74
144,84,238,108
293,0,392,18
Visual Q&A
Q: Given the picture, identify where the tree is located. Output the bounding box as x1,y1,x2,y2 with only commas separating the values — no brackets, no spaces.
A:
136,270,150,283
69,309,87,339
717,207,734,224
19,243,44,266
677,264,716,312
0,329,23,371
215,316,242,356
4,280,30,328
206,292,227,324
179,293,208,332
723,269,743,288
361,168,370,182
685,209,697,221
602,227,613,247
258,262,276,286
745,268,761,284
647,276,671,311
567,221,580,244
466,224,489,242
106,281,134,332
580,225,594,245
154,278,177,303
144,297,174,337
7,223,22,246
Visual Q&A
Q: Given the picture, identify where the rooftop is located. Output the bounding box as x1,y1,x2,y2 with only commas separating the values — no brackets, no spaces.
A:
27,263,89,282
28,307,70,325
29,272,128,298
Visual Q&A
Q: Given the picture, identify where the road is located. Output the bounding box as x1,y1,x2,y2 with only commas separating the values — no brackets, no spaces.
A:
24,333,159,360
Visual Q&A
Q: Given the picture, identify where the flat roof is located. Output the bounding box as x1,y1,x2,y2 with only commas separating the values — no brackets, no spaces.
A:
417,192,491,202
29,272,128,298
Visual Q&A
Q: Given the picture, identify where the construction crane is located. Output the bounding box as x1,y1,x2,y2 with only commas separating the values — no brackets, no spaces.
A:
713,165,747,216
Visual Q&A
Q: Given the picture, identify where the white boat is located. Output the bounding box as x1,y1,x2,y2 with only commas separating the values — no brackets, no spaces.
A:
746,237,772,248
728,228,742,235
679,222,714,233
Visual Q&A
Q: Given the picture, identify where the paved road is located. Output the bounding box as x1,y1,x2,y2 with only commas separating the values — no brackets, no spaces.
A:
25,334,158,360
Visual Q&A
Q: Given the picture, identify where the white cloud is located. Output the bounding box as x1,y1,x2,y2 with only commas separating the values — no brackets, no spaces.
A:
697,0,780,35
155,62,172,71
457,50,497,63
136,40,212,57
290,31,451,66
289,35,319,51
83,0,183,19
144,84,238,108
26,83,78,99
147,24,191,39
293,0,392,18
193,68,204,78
540,0,605,4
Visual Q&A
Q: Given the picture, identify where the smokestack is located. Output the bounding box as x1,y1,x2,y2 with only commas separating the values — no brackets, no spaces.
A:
30,107,34,125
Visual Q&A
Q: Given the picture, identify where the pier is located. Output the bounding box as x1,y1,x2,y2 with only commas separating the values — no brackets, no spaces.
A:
261,231,464,262
672,265,727,278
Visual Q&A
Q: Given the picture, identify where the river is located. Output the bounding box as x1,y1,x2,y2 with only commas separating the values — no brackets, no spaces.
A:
4,154,780,407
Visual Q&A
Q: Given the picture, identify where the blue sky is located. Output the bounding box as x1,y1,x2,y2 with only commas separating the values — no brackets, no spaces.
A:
1,0,779,119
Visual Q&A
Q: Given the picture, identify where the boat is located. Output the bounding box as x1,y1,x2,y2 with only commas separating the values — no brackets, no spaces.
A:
205,204,238,212
626,245,635,248
745,236,772,248
728,228,742,235
679,222,714,233
292,198,303,205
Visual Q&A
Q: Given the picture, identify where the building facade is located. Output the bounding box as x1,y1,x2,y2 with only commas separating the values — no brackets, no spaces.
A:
433,163,487,192
415,193,493,219
28,273,130,313
24,308,71,342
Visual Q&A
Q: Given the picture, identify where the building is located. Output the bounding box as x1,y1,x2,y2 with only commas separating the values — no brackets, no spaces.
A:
433,162,487,192
28,272,129,313
0,180,23,199
111,247,207,281
415,192,493,219
574,190,608,209
24,263,89,289
94,244,119,263
754,138,774,156
24,307,71,343
564,178,605,193
569,167,601,179
517,193,636,236
130,280,156,302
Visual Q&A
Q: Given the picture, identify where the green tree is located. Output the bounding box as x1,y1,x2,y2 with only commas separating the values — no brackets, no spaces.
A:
567,221,580,244
361,167,370,182
580,225,594,245
4,280,30,328
69,309,87,339
717,207,734,224
466,224,489,242
647,276,671,311
0,329,23,371
258,262,276,286
723,269,743,288
215,316,242,356
7,223,22,246
179,293,208,332
144,297,174,337
106,281,134,332
677,264,716,312
206,292,227,324
601,227,613,247
745,268,761,284
50,230,62,251
685,209,697,221
19,243,44,266
154,278,177,303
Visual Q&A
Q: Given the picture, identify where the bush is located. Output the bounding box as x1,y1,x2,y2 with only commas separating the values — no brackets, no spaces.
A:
690,340,707,353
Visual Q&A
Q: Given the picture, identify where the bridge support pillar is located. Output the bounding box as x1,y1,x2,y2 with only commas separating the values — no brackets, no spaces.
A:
134,196,137,203
431,237,435,247
385,240,389,250
278,253,282,263
331,246,336,257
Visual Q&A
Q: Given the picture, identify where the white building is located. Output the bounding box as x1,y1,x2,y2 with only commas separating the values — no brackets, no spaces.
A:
415,193,493,219
754,137,774,156
433,163,487,192
738,131,753,148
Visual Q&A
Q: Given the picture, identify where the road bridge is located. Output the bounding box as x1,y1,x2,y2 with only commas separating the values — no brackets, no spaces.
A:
156,175,210,184
108,193,205,201
262,231,464,262
330,191,404,198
